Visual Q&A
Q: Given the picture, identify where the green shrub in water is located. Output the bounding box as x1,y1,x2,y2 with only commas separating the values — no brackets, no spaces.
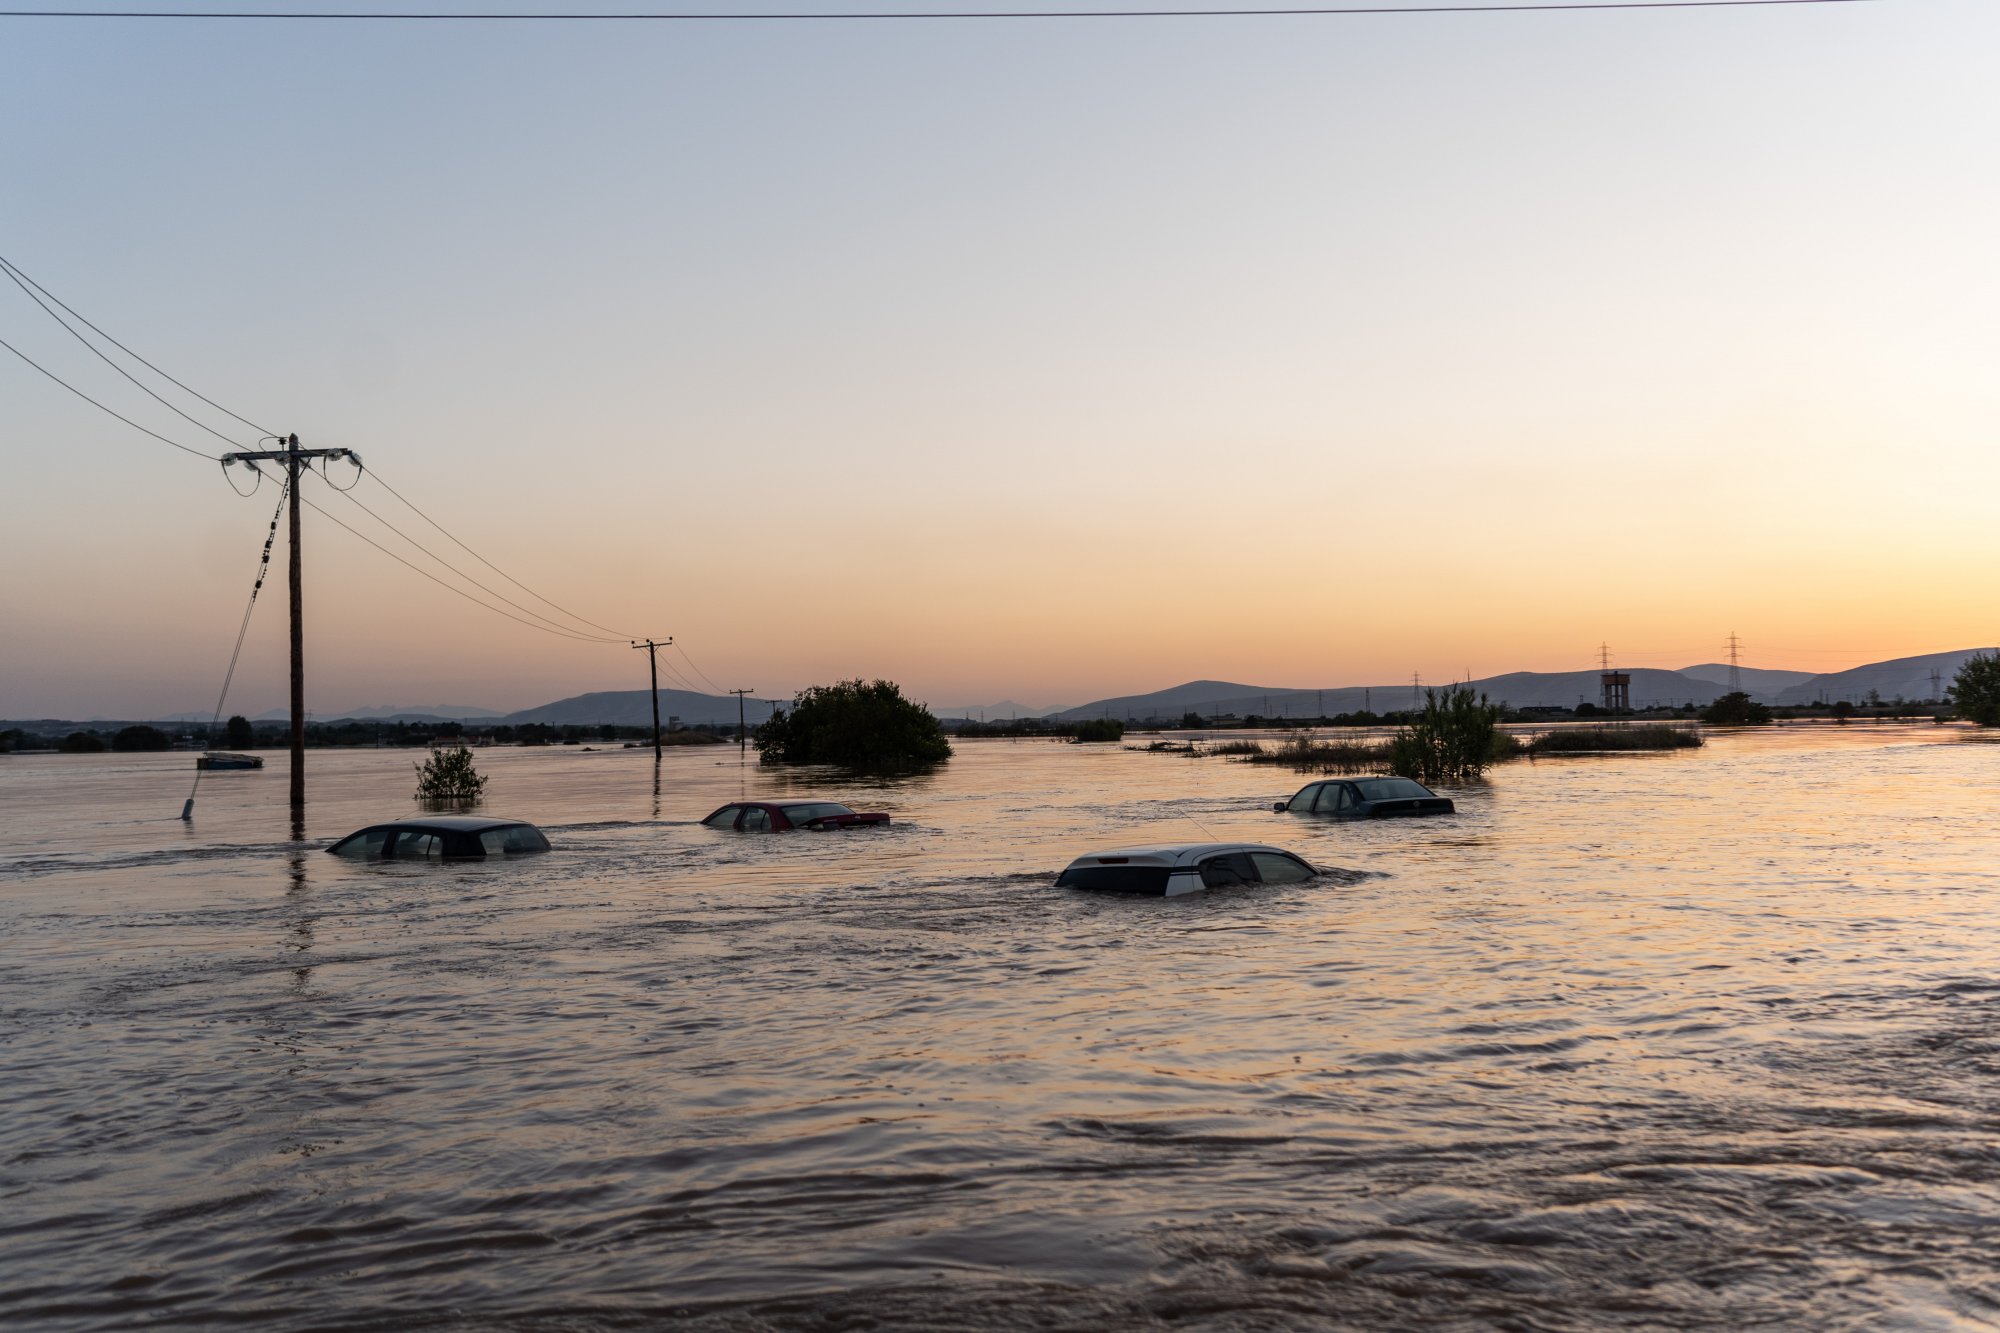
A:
756,679,951,770
1388,685,1504,786
1951,652,2000,727
414,745,487,801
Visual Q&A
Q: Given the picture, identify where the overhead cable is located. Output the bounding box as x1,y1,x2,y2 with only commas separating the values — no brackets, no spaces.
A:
311,469,628,642
0,255,255,450
361,465,636,641
0,1,1882,20
675,642,729,696
296,484,631,643
0,332,219,461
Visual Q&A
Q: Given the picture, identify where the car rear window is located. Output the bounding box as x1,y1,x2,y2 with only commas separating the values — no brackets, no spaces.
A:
1250,851,1315,884
1355,778,1431,801
1198,853,1257,889
781,803,853,824
479,826,550,855
1057,864,1174,894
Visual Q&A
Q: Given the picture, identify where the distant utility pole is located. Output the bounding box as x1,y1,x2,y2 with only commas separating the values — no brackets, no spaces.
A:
1726,631,1744,694
729,688,756,752
1411,672,1422,710
1930,669,1944,703
630,637,672,758
217,434,358,809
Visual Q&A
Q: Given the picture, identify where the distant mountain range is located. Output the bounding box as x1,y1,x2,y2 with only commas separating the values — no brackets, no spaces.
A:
1046,648,1993,722
58,648,1994,732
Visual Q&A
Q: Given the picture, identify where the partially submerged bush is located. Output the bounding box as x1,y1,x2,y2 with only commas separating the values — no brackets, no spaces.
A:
1071,718,1124,743
1527,724,1703,755
414,745,487,801
1388,685,1505,786
1205,739,1266,757
756,678,951,769
1700,691,1771,726
1951,652,2000,727
111,725,172,752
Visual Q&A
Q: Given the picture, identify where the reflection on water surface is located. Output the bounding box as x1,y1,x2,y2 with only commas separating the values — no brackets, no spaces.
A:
3,726,1998,1328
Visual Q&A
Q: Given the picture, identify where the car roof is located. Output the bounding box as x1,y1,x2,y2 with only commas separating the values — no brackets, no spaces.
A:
1060,842,1300,869
358,817,536,833
725,799,850,809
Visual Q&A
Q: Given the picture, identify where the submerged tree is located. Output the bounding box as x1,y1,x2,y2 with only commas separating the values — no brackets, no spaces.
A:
224,714,255,748
1699,691,1771,726
414,745,488,801
1387,684,1504,786
756,679,951,769
1951,652,2000,727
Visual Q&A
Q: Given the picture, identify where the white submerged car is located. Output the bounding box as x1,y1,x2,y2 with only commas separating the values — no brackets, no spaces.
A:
1055,842,1319,897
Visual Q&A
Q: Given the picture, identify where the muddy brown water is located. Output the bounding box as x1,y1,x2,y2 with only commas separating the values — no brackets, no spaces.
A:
3,726,1998,1329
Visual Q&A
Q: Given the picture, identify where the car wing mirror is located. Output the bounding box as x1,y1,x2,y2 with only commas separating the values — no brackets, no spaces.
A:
1273,801,1288,812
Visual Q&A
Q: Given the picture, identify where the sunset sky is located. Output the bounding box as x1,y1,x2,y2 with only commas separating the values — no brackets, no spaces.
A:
3,0,1995,718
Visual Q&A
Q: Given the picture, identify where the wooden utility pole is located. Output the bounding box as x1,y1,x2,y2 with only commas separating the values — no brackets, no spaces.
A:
218,434,356,809
729,687,756,752
631,638,671,758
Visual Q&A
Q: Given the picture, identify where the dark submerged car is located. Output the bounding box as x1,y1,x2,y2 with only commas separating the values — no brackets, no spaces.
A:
700,801,890,832
1275,777,1455,818
1056,843,1319,897
326,817,551,859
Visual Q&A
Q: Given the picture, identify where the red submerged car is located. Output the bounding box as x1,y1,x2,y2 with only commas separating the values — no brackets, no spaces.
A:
700,800,890,832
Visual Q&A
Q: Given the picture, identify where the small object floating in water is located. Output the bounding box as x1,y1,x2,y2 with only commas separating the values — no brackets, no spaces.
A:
1056,842,1318,896
197,752,264,771
701,801,890,832
326,817,552,860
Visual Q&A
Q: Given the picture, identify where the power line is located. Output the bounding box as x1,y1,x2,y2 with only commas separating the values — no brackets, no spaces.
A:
675,643,729,696
0,252,273,435
0,1,1880,19
0,255,256,451
310,468,628,643
0,332,219,461
294,483,630,643
360,465,635,641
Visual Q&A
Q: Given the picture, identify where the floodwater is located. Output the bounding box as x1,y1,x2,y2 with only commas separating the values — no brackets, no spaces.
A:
4,726,1999,1330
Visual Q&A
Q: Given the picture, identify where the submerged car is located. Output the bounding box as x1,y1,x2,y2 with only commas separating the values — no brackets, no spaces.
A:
700,800,890,832
326,817,551,859
1055,842,1318,897
1275,777,1454,818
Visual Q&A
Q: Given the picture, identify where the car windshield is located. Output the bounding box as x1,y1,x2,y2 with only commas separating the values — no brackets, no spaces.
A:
1056,864,1174,893
1354,778,1432,801
328,827,390,858
782,803,854,823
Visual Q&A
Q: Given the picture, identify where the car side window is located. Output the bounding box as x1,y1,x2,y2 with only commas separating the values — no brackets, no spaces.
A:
1198,853,1256,888
393,831,440,858
741,807,772,832
702,806,741,829
1250,851,1315,884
